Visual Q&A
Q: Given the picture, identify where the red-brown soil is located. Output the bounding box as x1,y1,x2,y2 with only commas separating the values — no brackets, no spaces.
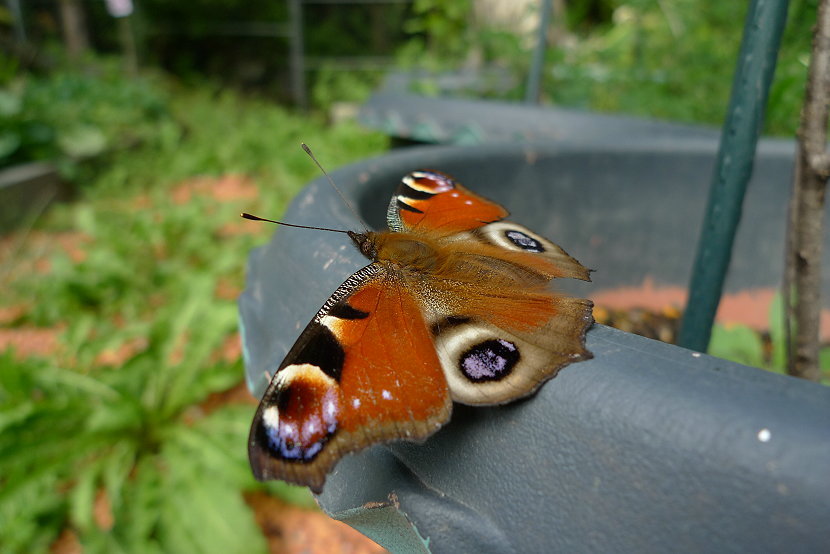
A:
246,491,386,554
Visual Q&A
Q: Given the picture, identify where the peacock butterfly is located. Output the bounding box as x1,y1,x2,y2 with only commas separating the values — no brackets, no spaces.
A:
247,170,593,492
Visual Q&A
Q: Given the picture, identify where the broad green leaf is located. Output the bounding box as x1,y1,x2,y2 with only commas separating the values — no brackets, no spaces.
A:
768,292,787,371
708,323,765,368
69,458,99,532
58,125,108,158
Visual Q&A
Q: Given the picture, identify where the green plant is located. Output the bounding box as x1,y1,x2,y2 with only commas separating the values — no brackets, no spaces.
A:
404,0,474,61
0,61,172,176
708,294,830,383
0,196,303,551
311,66,381,112
1,74,387,551
546,0,817,136
397,0,528,98
394,0,815,136
0,48,20,85
82,85,388,199
0,316,268,552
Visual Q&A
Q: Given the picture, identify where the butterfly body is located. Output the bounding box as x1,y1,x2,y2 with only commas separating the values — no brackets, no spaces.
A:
249,171,593,492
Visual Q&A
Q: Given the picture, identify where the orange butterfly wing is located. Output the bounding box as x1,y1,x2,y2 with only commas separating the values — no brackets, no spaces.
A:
388,171,590,281
388,170,509,233
248,265,451,493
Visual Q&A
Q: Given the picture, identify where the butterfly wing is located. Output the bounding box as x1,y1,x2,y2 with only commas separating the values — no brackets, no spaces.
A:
431,294,593,405
250,170,592,490
248,264,452,493
389,170,590,279
428,222,594,405
466,220,592,281
387,170,509,233
385,171,594,405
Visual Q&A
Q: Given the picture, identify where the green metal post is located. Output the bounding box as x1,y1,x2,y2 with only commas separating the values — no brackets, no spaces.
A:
678,0,790,352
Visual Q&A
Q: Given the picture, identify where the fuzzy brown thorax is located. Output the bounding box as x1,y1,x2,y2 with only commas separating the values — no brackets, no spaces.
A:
349,231,444,272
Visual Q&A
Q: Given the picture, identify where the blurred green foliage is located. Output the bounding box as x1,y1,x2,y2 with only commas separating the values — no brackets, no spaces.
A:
311,66,381,113
0,331,268,552
0,70,387,551
404,0,474,62
398,0,816,136
708,294,830,383
20,0,409,106
0,58,171,176
7,0,818,135
545,0,816,135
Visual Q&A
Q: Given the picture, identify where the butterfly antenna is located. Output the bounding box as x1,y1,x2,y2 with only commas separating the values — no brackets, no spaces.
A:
241,213,351,235
302,143,370,231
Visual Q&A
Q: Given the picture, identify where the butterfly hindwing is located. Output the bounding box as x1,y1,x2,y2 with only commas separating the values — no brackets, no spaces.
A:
426,221,594,405
431,295,593,405
249,264,452,493
470,221,591,281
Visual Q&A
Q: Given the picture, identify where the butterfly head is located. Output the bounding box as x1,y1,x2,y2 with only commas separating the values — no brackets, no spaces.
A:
348,231,378,261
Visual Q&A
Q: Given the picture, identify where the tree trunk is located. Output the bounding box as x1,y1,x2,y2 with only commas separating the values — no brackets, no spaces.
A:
58,0,90,59
785,0,830,381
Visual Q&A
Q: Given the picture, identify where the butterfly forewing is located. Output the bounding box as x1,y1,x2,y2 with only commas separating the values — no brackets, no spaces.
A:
248,265,452,493
387,170,509,233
